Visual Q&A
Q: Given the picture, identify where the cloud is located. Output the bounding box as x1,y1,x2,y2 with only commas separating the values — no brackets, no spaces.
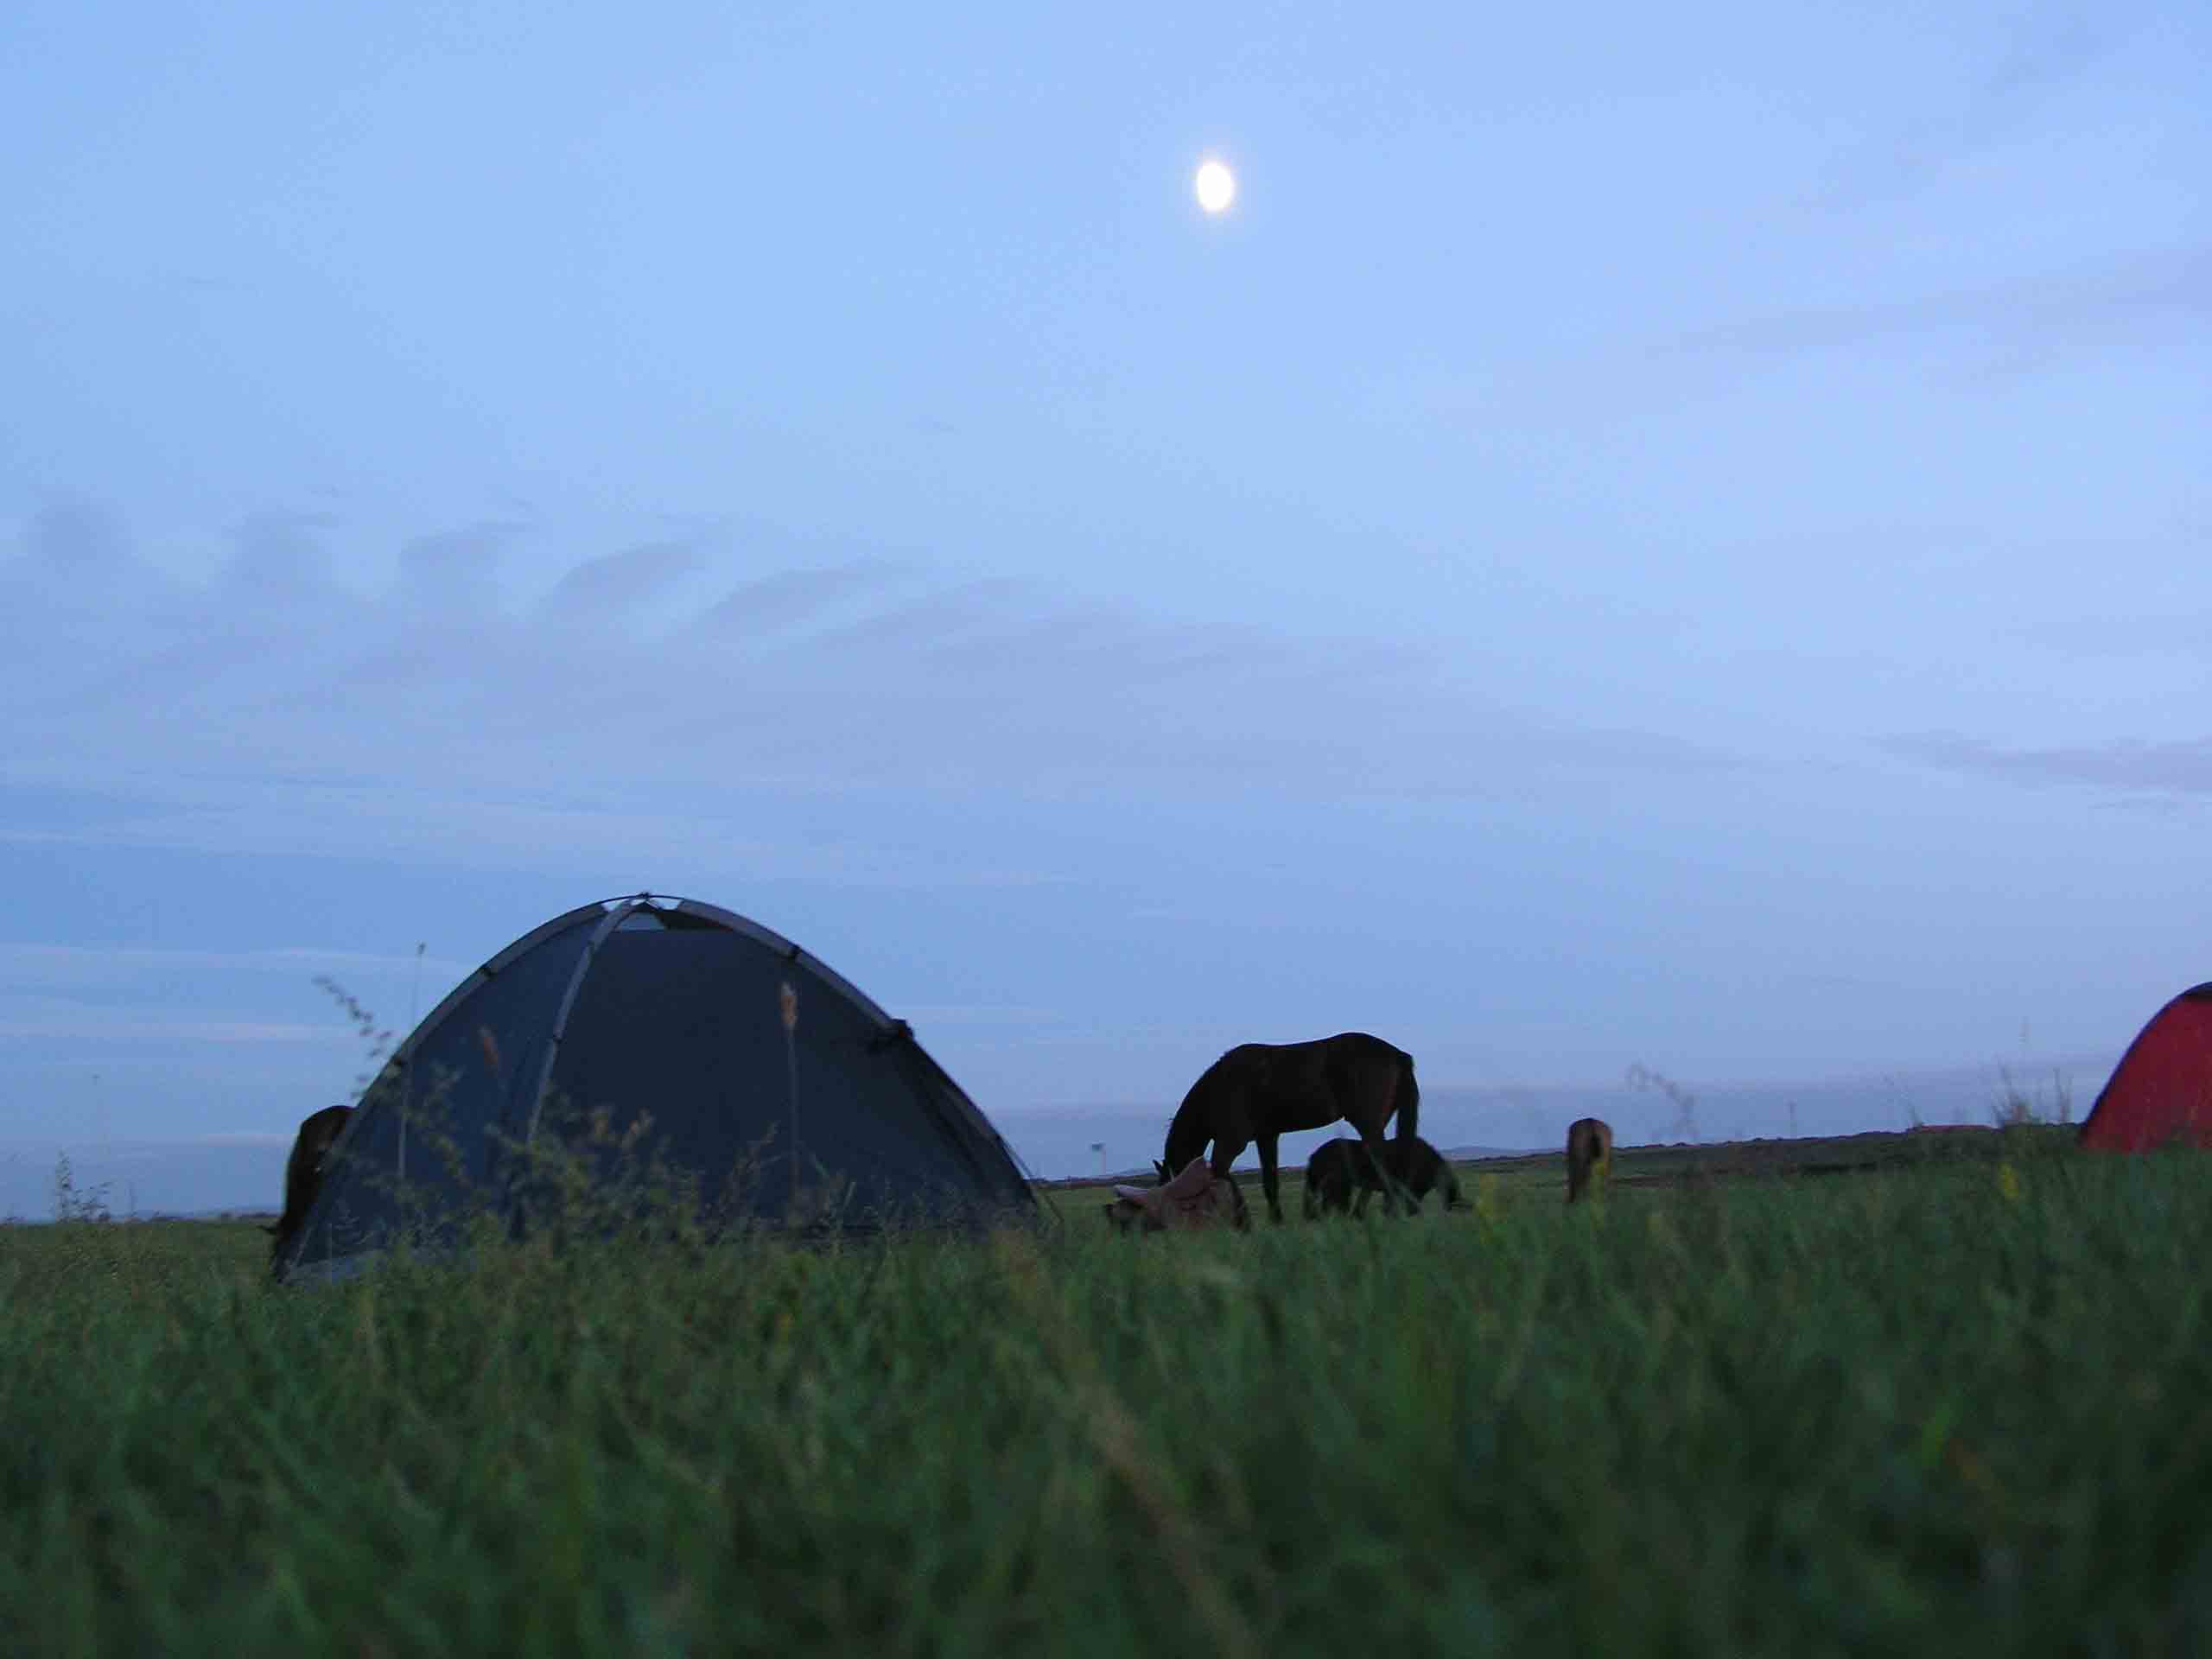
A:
0,510,1741,874
688,558,916,641
1882,730,2212,798
0,944,470,1095
0,942,476,992
226,511,343,602
1796,7,2139,213
2011,588,2212,661
22,499,137,581
0,1014,340,1045
395,521,523,615
894,1004,1065,1028
1661,243,2212,372
0,781,1084,886
535,537,704,628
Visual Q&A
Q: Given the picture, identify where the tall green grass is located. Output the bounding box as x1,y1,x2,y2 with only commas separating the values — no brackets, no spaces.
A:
3,1141,2209,1656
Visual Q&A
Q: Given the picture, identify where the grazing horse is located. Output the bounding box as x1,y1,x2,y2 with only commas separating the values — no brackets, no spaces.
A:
1161,1033,1420,1225
1103,1157,1249,1233
1302,1135,1465,1219
264,1103,353,1270
1566,1116,1613,1204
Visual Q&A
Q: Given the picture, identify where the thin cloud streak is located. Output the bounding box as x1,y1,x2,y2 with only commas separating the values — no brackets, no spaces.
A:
0,777,1089,887
0,942,476,990
687,557,913,640
0,1015,342,1045
1662,243,2212,369
1884,731,2212,798
897,1004,1065,1028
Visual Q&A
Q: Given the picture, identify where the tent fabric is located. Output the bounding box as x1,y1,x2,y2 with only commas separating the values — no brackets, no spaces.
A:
279,894,1037,1279
2077,983,2212,1152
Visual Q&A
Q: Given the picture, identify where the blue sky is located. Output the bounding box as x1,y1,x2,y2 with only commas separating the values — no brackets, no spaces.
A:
3,1,2208,1207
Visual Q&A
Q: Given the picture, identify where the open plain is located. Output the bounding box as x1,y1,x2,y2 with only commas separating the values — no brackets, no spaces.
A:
3,1125,2205,1656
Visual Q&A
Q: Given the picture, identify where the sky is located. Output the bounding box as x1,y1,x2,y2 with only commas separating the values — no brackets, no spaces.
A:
3,0,2209,1211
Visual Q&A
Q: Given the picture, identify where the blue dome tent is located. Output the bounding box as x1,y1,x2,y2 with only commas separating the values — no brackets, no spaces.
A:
278,894,1038,1281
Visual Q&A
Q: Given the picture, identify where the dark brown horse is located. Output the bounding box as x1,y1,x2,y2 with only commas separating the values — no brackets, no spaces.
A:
1566,1116,1613,1203
1161,1033,1419,1224
264,1103,353,1270
1302,1135,1465,1219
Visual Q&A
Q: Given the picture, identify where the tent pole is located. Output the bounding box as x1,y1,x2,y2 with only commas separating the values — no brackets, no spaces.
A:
780,982,800,1218
397,941,423,1185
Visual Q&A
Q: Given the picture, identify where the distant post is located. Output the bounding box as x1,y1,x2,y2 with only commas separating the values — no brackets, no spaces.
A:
1091,1141,1106,1180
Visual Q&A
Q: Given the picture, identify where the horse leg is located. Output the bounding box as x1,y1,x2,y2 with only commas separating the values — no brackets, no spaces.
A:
1210,1135,1248,1192
1257,1135,1286,1224
1357,1122,1408,1217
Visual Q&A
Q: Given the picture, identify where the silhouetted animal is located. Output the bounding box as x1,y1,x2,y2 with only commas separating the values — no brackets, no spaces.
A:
1566,1117,1613,1203
1302,1135,1465,1218
265,1103,353,1269
1162,1033,1420,1224
1103,1158,1249,1233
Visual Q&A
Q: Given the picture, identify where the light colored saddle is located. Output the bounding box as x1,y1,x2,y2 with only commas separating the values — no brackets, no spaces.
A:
1111,1157,1239,1230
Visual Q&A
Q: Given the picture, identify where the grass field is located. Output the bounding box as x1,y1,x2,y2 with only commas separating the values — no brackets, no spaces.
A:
4,1127,2209,1656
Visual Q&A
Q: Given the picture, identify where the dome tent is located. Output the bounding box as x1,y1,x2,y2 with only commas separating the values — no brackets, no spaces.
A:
278,894,1038,1281
2077,982,2212,1153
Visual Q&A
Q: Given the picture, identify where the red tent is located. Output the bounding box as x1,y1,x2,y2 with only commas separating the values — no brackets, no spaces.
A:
2078,983,2212,1151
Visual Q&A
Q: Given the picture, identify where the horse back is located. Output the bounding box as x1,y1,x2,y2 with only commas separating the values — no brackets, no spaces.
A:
1171,1033,1419,1161
1252,1032,1409,1128
1315,1032,1416,1130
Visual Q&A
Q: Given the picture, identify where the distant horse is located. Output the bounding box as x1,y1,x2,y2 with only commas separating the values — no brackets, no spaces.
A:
1161,1033,1420,1225
265,1103,353,1270
1566,1117,1613,1203
1103,1157,1249,1234
1302,1135,1465,1219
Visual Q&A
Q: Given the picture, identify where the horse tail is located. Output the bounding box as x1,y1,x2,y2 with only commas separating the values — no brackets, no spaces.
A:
1393,1050,1420,1143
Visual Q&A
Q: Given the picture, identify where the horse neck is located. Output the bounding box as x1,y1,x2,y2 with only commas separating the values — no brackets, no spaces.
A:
1162,1092,1211,1171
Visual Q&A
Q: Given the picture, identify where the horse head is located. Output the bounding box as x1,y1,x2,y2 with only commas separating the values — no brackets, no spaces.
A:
267,1103,353,1273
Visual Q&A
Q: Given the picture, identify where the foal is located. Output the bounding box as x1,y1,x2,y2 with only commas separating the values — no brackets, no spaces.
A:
1302,1135,1465,1218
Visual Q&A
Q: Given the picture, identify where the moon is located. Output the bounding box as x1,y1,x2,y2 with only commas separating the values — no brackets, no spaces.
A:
1194,158,1236,215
